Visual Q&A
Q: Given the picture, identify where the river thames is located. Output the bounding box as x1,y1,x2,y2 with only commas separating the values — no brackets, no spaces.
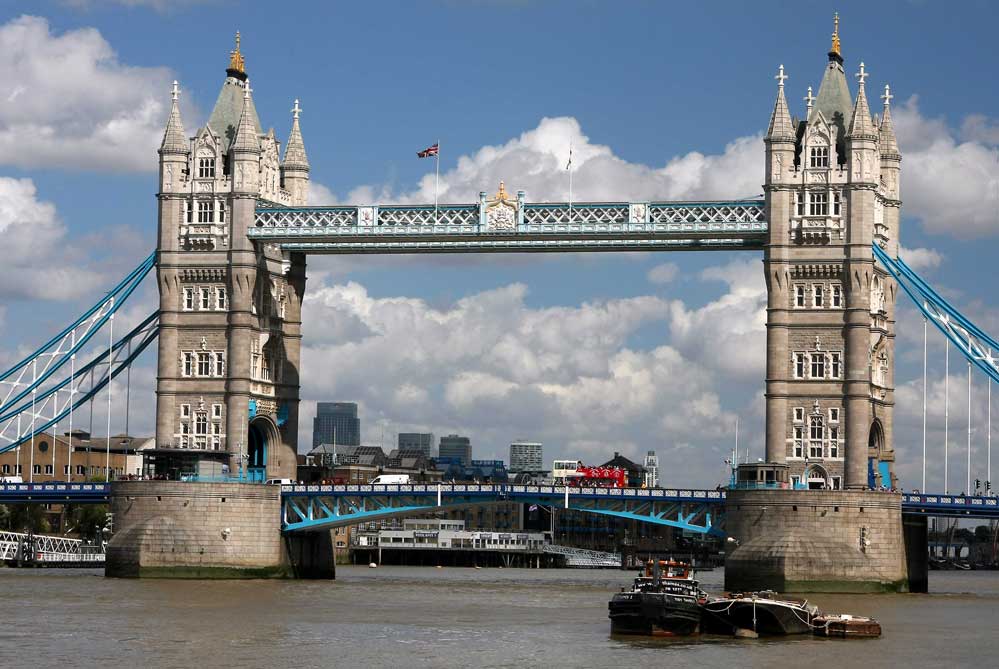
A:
3,567,996,668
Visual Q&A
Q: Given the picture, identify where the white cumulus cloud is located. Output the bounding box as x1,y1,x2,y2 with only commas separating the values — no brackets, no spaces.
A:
0,15,175,172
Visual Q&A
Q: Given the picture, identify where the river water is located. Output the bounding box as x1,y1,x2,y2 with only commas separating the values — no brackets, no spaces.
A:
2,566,996,668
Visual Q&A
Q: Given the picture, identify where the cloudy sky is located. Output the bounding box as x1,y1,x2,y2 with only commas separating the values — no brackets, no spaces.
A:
1,1,997,490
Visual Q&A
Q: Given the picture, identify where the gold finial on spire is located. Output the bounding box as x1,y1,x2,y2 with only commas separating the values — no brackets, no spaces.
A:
228,30,245,74
831,12,841,57
495,180,509,201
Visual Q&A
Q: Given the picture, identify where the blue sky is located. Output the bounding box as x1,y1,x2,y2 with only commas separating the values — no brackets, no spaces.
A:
0,1,997,489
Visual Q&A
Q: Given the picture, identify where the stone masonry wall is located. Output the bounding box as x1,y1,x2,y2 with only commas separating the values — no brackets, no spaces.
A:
106,481,288,578
724,489,907,592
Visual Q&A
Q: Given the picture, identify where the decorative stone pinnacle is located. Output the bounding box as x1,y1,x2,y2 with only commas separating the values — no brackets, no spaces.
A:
775,64,787,89
881,84,893,107
292,98,301,120
804,86,815,110
171,80,179,102
856,62,868,89
244,79,252,100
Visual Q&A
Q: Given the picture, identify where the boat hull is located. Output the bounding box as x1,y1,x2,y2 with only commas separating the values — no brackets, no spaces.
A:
700,598,813,636
608,592,702,636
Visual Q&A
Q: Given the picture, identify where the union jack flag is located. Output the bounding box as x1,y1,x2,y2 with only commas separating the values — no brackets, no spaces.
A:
417,143,439,158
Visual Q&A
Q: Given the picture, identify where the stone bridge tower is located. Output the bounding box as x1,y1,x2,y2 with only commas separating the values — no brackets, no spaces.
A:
154,34,309,480
762,18,901,492
726,19,910,593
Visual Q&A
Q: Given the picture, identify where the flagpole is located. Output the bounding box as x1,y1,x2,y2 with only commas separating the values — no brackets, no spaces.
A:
568,140,573,224
434,138,440,224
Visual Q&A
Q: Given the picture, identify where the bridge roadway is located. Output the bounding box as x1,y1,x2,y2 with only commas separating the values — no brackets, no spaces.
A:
250,199,768,254
2,483,996,528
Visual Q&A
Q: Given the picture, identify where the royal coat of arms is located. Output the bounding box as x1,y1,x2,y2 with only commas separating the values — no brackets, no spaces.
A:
484,181,519,231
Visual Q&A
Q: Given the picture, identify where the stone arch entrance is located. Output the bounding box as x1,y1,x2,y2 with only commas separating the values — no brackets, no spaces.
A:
868,419,888,489
804,463,830,490
247,416,279,482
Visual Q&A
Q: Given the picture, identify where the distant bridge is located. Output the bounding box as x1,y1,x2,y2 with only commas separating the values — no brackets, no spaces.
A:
2,483,997,532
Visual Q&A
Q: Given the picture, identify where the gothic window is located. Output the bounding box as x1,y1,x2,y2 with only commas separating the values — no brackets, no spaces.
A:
261,350,272,381
200,287,211,310
214,351,225,377
809,146,829,168
194,413,207,435
795,192,805,217
33,465,41,474
197,352,211,376
809,416,824,458
212,403,222,420
810,353,825,379
183,287,194,311
809,192,828,216
217,287,227,310
831,476,842,490
251,339,261,379
794,353,806,379
218,200,226,223
832,285,842,308
198,201,212,223
185,200,192,223
833,191,842,216
829,407,840,423
795,285,806,308
813,284,824,308
183,352,194,377
829,426,840,458
793,407,805,423
198,157,216,179
831,352,842,379
45,464,53,475
181,404,191,419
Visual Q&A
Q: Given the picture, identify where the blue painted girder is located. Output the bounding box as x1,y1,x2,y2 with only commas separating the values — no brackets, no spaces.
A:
280,484,728,534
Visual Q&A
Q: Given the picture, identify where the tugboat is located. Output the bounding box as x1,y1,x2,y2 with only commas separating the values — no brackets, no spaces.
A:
608,559,706,636
699,590,818,637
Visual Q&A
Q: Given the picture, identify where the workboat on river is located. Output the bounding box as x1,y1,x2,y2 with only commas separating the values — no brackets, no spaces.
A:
700,590,818,637
608,560,706,636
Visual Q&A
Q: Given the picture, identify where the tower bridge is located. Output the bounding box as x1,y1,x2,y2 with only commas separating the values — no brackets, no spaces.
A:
1,22,997,587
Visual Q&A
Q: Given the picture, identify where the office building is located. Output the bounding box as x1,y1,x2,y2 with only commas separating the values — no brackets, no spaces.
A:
438,434,471,466
398,432,435,458
644,450,660,488
509,440,543,473
312,402,360,449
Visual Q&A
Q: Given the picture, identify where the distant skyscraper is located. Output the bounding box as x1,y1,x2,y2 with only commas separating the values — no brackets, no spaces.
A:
509,440,543,472
644,450,660,488
398,432,435,458
312,402,360,449
438,434,472,466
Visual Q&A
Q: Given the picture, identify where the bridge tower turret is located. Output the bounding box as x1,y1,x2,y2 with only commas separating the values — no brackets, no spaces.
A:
731,17,909,593
151,34,303,481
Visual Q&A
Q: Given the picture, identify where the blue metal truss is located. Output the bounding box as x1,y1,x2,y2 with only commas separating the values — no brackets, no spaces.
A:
280,484,727,535
901,493,999,519
0,312,160,454
874,243,999,383
0,482,111,504
0,252,155,408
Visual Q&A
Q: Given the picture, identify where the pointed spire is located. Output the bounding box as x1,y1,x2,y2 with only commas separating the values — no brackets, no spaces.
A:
766,65,795,141
283,98,309,170
160,80,188,154
830,12,842,62
879,83,900,156
231,79,260,154
848,62,877,138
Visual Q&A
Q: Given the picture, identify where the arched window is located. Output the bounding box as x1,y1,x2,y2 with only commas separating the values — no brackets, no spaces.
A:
198,157,216,179
809,146,829,168
809,415,824,458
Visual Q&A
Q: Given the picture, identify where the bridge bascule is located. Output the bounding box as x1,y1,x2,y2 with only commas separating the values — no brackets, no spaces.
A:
0,22,997,587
